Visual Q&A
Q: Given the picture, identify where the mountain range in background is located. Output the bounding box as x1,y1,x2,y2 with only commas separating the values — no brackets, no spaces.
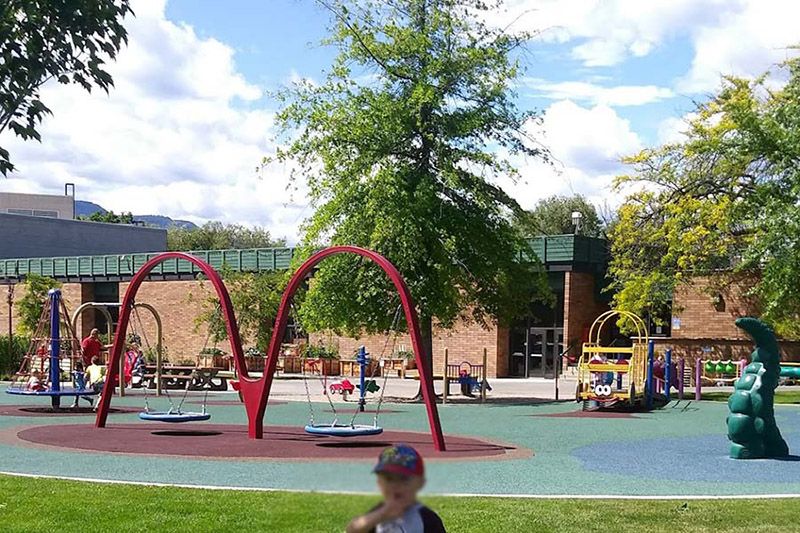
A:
75,200,199,230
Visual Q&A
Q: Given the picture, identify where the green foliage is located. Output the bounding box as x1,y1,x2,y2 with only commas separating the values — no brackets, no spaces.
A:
609,57,800,336
196,270,285,353
79,210,135,224
273,0,551,345
301,343,339,360
517,194,604,237
16,273,61,335
167,221,286,251
0,334,29,378
0,0,132,176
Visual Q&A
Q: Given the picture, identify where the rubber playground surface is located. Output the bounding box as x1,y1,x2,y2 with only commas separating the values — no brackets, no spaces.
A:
2,386,800,497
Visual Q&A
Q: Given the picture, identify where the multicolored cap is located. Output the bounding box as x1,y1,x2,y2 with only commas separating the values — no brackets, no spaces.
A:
373,444,424,477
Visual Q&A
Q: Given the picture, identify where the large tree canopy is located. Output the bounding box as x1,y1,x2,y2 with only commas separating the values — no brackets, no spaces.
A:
167,222,286,251
517,194,603,237
273,0,551,356
0,0,132,175
609,57,800,337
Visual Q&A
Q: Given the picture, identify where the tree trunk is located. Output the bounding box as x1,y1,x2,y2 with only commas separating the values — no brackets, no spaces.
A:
414,314,435,400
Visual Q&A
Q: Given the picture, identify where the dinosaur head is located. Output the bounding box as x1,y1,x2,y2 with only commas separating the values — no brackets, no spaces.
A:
735,317,780,365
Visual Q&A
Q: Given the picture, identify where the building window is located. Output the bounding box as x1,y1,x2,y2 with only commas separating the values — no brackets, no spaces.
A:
7,208,59,218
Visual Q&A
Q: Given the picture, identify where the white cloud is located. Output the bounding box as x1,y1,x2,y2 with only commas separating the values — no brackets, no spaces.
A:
677,0,800,93
0,0,304,241
490,0,730,67
499,100,642,210
526,79,674,106
491,1,799,93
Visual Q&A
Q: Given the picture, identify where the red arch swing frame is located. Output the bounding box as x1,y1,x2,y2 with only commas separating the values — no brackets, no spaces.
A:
94,246,446,451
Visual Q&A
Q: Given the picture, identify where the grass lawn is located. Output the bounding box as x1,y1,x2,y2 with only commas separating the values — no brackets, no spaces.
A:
2,475,800,532
699,389,800,404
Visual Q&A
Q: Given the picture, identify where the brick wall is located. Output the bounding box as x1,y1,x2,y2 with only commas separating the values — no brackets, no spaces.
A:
311,317,505,378
119,279,221,363
652,337,800,362
671,276,759,340
563,271,609,358
0,282,84,338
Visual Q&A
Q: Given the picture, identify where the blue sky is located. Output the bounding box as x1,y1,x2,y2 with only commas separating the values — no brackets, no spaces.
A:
1,0,798,241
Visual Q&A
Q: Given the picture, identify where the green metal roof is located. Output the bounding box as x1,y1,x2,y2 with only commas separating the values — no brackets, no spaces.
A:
0,235,606,282
0,248,295,282
524,235,607,271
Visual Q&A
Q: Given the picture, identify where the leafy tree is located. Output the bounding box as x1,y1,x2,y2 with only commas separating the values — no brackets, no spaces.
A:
80,210,134,224
0,0,133,176
195,270,285,353
168,222,286,251
609,57,800,336
272,0,552,372
16,273,61,335
517,194,603,237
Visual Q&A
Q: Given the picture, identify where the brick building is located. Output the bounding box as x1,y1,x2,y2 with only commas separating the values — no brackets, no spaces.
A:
1,238,610,378
4,237,790,379
658,276,800,360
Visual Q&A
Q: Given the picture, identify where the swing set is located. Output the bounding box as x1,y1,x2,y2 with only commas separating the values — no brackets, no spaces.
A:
94,247,446,451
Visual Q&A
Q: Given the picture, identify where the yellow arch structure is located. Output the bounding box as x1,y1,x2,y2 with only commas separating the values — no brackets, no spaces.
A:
577,310,649,407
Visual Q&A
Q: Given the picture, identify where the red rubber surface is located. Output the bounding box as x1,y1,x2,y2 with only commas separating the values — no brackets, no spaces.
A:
17,424,518,460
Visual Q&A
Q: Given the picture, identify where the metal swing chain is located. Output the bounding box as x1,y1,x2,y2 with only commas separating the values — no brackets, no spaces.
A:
293,303,339,426
348,304,402,428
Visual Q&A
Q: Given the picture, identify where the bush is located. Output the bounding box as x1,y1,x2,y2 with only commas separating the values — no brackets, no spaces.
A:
0,334,30,379
301,344,339,360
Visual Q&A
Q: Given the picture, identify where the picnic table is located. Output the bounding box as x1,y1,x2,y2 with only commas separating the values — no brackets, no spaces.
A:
143,365,228,391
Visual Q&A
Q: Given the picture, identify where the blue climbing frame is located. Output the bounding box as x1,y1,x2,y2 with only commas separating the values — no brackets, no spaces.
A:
5,289,97,408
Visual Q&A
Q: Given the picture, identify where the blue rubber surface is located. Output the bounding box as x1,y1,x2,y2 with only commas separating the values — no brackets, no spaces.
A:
3,385,800,496
6,388,97,397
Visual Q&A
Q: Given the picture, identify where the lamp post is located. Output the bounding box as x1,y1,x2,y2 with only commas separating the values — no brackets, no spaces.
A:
571,211,583,235
7,283,14,368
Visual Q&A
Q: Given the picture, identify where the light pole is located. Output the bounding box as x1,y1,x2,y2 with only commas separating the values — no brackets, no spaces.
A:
571,211,583,235
7,283,14,363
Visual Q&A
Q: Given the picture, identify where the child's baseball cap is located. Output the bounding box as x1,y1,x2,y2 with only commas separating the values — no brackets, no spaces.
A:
373,444,424,477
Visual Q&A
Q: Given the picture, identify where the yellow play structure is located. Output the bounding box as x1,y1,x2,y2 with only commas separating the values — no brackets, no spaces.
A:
576,310,649,408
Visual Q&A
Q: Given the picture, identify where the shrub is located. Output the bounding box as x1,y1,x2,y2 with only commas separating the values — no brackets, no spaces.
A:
0,334,30,379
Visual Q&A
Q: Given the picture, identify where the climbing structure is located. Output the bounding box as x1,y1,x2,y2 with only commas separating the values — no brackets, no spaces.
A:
10,289,82,389
727,317,789,459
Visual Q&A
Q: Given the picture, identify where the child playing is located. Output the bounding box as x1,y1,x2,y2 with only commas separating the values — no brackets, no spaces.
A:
26,370,46,392
86,356,106,411
69,361,94,409
346,444,445,533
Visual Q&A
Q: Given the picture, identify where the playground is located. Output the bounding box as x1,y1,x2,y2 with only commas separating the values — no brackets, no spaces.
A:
2,384,800,498
3,248,800,533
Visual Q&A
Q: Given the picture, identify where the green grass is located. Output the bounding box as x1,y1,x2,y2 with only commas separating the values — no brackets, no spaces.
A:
2,475,800,532
699,389,800,404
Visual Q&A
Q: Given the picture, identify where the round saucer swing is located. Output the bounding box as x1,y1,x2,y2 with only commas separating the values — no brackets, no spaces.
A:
131,304,211,424
301,305,400,438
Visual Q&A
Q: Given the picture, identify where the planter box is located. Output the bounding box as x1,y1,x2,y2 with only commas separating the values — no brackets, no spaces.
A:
282,355,303,373
196,354,227,369
303,358,340,376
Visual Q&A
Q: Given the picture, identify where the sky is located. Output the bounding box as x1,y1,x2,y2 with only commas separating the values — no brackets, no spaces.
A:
1,0,798,242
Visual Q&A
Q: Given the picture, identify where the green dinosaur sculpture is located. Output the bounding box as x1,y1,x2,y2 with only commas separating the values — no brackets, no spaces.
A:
726,317,789,459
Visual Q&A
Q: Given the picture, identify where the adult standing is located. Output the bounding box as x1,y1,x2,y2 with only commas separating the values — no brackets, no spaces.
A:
80,328,104,368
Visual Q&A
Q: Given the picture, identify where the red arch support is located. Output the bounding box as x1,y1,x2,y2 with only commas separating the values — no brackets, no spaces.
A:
95,247,446,452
